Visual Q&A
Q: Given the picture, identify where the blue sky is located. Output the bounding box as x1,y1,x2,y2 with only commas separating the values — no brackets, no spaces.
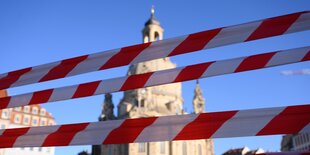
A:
0,0,309,154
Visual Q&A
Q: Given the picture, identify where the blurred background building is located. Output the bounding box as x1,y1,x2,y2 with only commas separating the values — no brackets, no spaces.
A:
222,147,265,155
281,134,310,151
0,89,56,155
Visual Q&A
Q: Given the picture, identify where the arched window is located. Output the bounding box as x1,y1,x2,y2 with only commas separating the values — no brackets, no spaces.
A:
141,99,145,107
144,35,150,43
182,142,187,155
154,31,160,41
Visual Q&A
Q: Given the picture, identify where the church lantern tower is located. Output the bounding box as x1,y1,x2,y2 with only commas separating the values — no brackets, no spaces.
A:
117,6,183,119
142,6,164,42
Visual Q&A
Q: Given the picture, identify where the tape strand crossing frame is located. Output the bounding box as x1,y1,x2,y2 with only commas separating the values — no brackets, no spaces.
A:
0,104,309,148
0,46,309,110
0,11,309,90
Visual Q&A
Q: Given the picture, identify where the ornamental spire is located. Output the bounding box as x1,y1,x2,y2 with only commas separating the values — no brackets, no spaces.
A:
193,80,205,113
99,93,115,121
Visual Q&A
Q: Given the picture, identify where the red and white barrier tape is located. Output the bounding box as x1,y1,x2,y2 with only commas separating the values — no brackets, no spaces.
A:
0,104,309,148
0,11,309,90
0,46,309,109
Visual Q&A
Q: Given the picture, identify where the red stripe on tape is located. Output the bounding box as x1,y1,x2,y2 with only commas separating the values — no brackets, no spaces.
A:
103,117,157,144
42,123,89,146
168,28,222,56
174,62,213,82
302,50,310,61
257,105,310,135
0,68,32,89
173,111,237,140
29,89,53,105
246,12,302,41
120,72,153,91
100,43,152,70
0,97,11,109
39,55,88,82
72,81,101,98
0,128,30,148
235,52,276,72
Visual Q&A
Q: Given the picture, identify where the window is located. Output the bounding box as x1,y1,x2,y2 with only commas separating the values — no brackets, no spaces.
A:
154,31,160,41
24,106,30,113
32,118,38,126
40,109,46,116
182,142,187,155
14,107,21,111
141,99,145,107
32,107,38,114
0,124,5,129
160,142,165,154
24,116,29,124
138,143,146,153
14,115,21,123
41,120,46,126
1,110,8,119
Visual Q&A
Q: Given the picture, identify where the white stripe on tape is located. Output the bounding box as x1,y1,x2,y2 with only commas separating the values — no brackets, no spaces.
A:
70,120,124,145
8,93,33,108
134,114,198,142
67,49,119,76
145,67,184,87
205,21,261,49
131,36,188,64
211,107,284,138
202,57,244,77
266,47,309,67
285,12,310,34
14,126,60,147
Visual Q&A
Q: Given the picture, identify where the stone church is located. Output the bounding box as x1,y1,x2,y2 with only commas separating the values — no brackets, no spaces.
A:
91,7,214,155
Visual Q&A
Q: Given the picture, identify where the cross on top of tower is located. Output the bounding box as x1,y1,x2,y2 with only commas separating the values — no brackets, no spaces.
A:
151,5,155,16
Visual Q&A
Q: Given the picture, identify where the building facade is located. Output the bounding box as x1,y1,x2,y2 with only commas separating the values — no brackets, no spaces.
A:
0,90,56,155
91,7,214,155
281,134,310,151
222,147,265,155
